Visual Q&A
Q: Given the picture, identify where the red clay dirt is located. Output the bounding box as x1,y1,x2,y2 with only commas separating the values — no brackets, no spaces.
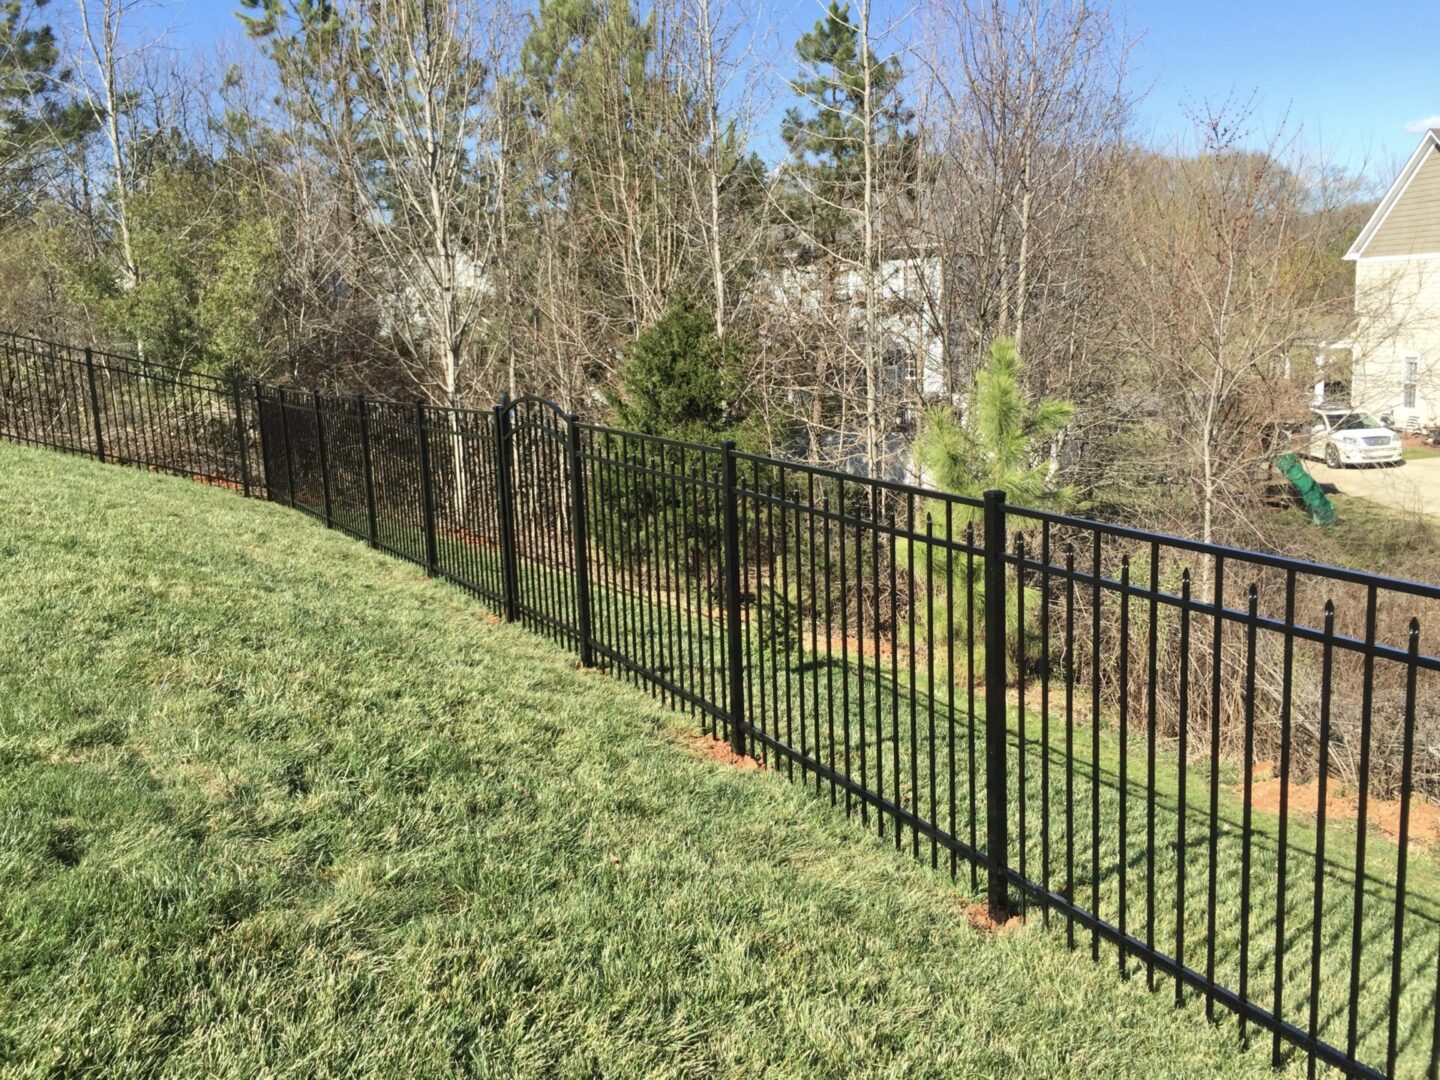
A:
678,732,764,771
1242,764,1440,848
964,902,1024,935
191,474,246,493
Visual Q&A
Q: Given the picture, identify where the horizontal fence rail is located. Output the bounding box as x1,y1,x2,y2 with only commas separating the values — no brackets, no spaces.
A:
2,330,1438,1079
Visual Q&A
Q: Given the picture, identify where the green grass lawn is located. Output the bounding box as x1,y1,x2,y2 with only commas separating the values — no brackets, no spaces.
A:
374,466,1440,1078
0,441,1293,1078
1403,446,1440,461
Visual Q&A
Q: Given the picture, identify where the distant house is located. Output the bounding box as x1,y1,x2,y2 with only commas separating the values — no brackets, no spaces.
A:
1343,128,1440,430
759,254,950,479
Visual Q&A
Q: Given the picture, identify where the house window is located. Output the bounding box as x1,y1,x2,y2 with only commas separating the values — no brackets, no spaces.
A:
883,343,916,386
1403,354,1420,410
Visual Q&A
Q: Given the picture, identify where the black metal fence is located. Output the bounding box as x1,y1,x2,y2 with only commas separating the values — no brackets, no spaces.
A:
3,330,1438,1079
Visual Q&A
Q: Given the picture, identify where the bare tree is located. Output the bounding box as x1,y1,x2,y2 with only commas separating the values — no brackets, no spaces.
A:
305,0,513,409
71,0,139,293
856,0,883,475
915,0,1129,404
675,0,768,342
65,0,175,356
1111,106,1359,549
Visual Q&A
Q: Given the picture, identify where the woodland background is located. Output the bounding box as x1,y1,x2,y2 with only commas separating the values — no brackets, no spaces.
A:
0,0,1399,552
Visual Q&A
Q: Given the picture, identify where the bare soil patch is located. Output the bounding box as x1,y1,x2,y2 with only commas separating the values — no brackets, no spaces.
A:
964,902,1024,935
1242,764,1440,848
678,732,764,771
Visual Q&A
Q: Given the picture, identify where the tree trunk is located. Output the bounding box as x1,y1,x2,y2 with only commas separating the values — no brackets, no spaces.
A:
859,0,880,477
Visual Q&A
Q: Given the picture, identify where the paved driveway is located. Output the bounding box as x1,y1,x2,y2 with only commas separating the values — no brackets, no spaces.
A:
1307,456,1440,517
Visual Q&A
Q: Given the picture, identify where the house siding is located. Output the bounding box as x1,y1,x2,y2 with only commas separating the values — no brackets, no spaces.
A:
1351,258,1440,427
1364,144,1440,258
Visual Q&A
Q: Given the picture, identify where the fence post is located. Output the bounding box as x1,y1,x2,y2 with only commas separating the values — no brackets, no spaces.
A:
313,390,332,528
721,440,747,758
567,413,594,667
278,387,296,508
415,399,438,575
492,399,519,621
983,488,1010,922
232,379,250,498
357,395,378,548
252,383,269,501
83,347,105,463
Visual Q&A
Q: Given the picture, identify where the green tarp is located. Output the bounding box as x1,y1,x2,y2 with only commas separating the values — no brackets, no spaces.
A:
1275,453,1336,526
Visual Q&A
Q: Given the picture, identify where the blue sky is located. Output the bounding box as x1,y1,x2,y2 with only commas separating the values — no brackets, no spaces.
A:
1122,0,1440,186
135,0,1438,190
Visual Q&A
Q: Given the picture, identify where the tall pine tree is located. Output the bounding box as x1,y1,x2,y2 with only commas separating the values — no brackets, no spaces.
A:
779,0,908,257
0,0,93,223
778,1,912,472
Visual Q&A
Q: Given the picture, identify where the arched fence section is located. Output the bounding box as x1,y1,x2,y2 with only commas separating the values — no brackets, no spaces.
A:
3,329,1440,1080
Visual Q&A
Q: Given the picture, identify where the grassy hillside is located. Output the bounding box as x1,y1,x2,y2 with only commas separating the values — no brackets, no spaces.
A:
0,442,1284,1078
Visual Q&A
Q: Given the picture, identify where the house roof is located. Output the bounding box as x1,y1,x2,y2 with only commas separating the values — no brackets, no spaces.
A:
1344,128,1440,261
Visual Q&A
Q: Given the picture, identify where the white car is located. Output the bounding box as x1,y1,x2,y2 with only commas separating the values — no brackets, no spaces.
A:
1306,409,1403,468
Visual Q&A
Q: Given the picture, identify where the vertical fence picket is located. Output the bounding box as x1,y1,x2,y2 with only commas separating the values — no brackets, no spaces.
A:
83,347,105,463
253,383,269,501
567,413,593,667
314,390,332,528
1348,582,1381,1063
415,400,438,575
982,488,1009,923
358,396,378,548
1308,601,1335,1080
493,400,519,621
279,388,296,508
232,379,250,498
1387,619,1421,1078
721,440,746,758
1175,569,1191,1008
1273,568,1297,1068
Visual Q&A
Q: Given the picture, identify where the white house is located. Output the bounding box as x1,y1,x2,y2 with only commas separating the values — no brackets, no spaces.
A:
761,255,949,397
759,254,951,479
1343,128,1440,431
